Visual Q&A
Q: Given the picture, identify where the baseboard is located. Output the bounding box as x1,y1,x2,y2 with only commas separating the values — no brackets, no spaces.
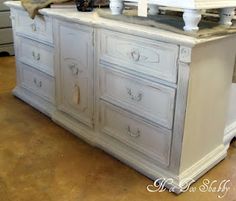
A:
224,121,236,149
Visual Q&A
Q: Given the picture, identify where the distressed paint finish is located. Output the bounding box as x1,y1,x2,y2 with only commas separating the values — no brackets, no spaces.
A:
5,1,236,193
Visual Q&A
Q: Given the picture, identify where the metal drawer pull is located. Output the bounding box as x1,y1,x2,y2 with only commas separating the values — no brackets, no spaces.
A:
32,51,40,61
127,126,141,138
31,23,37,32
33,78,42,88
130,49,140,62
127,88,143,102
69,64,83,75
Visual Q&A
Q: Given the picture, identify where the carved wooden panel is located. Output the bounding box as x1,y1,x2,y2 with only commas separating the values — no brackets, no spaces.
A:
57,22,94,127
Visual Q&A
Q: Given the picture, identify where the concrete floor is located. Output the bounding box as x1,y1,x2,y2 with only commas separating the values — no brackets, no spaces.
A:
0,56,235,201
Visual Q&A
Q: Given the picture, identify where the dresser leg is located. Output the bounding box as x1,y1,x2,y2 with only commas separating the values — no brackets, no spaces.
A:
219,7,235,27
148,4,159,15
183,9,202,32
110,0,124,15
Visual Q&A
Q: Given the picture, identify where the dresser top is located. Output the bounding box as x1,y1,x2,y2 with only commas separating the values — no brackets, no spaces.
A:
5,1,236,47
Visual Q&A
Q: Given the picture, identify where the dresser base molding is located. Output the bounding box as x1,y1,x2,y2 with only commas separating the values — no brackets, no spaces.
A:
52,109,227,194
0,43,14,55
224,121,236,149
52,110,96,146
13,86,55,117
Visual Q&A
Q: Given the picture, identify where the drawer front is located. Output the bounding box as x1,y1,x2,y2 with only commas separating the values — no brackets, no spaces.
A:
0,11,11,28
16,37,54,76
0,28,13,44
100,102,172,166
12,9,53,44
99,30,179,83
100,68,176,129
0,0,9,11
20,63,55,103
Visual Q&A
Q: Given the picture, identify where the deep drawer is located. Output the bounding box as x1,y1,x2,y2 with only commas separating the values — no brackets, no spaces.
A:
12,9,53,44
16,37,54,76
0,28,13,44
19,63,55,103
100,102,172,166
100,68,176,129
99,29,179,83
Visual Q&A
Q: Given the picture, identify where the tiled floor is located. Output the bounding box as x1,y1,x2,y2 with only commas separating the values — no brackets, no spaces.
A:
0,56,235,201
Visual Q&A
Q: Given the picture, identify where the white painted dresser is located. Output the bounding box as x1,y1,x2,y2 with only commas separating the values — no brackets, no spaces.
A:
5,1,236,193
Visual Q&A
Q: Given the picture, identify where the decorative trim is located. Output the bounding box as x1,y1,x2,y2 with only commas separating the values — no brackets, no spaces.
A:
179,46,192,63
224,121,236,148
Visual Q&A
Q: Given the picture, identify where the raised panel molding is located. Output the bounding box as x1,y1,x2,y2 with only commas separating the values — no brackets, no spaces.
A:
99,30,179,83
56,21,94,128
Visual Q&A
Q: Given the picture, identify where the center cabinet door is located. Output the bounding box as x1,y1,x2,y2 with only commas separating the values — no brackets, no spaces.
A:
56,22,94,127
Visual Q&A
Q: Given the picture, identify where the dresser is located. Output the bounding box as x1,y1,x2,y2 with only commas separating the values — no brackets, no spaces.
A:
9,5,55,116
6,1,236,193
0,0,14,55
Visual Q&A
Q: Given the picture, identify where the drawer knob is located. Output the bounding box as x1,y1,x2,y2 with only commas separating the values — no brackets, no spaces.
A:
127,126,141,138
127,88,143,102
31,23,37,32
130,49,141,62
33,78,42,88
32,51,40,61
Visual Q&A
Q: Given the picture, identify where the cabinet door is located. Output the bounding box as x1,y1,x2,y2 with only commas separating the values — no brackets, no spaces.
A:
56,22,94,127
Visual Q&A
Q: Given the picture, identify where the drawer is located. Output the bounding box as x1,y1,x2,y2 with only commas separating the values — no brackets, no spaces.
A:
100,68,176,129
100,102,172,166
16,37,54,76
0,11,11,28
0,28,13,44
12,9,53,44
0,0,9,11
19,63,55,103
99,30,179,83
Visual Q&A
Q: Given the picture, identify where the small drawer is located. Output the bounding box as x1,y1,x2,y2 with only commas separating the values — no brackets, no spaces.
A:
0,0,9,11
0,28,13,44
100,102,172,166
100,68,176,129
0,11,11,28
99,29,179,83
19,63,55,103
16,37,54,76
12,9,53,44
